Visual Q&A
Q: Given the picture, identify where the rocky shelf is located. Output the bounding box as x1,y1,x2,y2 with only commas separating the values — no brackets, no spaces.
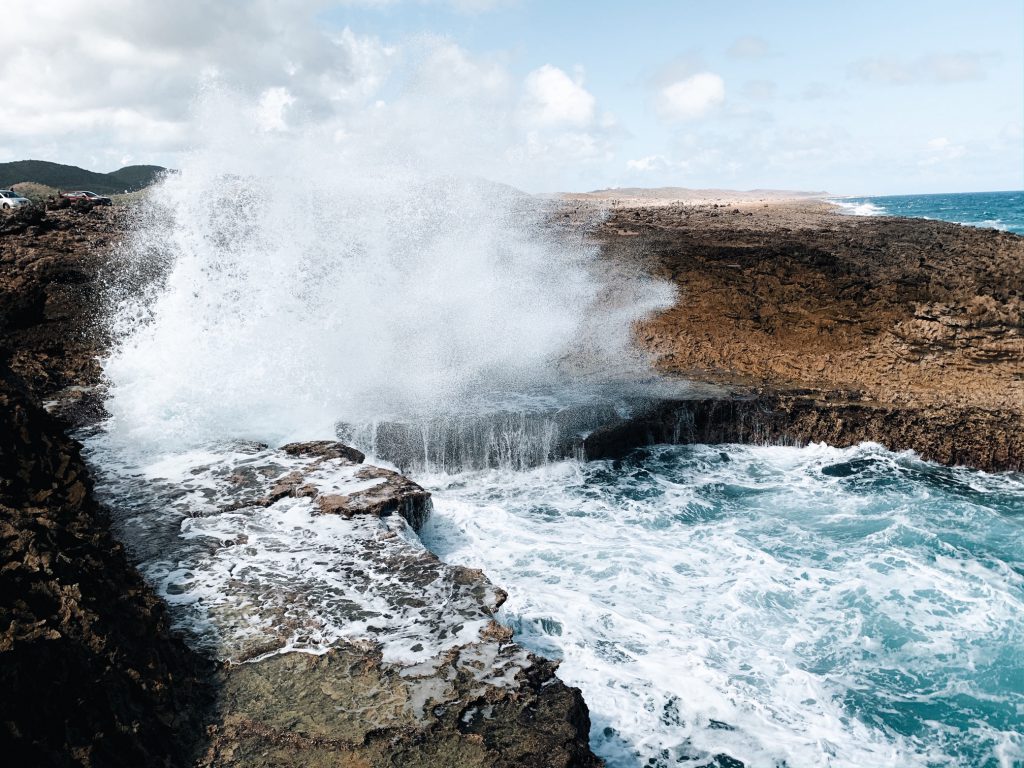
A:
588,200,1023,472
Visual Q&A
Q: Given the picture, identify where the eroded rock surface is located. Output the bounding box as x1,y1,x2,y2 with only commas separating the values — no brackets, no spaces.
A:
587,201,1023,470
199,637,598,768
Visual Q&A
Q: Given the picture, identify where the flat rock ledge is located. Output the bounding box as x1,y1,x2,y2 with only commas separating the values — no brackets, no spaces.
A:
199,629,598,768
589,201,1023,472
583,394,1023,473
82,436,602,767
189,441,600,766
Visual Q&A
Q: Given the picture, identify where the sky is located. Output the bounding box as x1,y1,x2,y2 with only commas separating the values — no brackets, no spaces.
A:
1,0,1021,194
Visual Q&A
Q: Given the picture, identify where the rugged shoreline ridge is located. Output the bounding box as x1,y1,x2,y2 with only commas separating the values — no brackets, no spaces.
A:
0,207,598,767
0,199,1021,764
586,199,1022,472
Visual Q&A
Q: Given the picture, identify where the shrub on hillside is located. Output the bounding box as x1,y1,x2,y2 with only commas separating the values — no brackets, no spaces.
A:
10,182,59,202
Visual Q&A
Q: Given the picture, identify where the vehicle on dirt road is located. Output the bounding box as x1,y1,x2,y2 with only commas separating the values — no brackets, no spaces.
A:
0,189,31,210
60,190,113,206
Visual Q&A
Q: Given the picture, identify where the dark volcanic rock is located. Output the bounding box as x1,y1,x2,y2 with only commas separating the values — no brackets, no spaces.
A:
0,207,117,399
583,395,1023,472
0,365,212,766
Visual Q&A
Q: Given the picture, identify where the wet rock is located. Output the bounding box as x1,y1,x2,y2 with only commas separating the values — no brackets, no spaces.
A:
86,438,597,765
282,440,365,464
198,642,600,768
583,395,1023,472
317,466,432,530
242,449,432,530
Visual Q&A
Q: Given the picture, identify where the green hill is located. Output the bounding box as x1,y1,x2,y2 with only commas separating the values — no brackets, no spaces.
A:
0,160,166,194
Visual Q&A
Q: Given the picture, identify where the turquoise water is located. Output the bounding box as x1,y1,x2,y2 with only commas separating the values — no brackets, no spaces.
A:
423,443,1024,767
833,191,1024,234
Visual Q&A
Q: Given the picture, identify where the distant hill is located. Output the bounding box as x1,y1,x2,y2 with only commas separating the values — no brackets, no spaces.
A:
0,160,166,194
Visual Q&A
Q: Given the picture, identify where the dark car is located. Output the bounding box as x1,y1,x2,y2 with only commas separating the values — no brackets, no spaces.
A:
61,190,113,206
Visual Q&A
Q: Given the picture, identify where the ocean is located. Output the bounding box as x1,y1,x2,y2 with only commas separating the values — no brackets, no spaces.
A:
83,101,1024,767
832,190,1024,235
423,443,1024,767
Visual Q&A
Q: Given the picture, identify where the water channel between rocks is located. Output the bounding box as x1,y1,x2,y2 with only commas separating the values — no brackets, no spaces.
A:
81,386,1024,768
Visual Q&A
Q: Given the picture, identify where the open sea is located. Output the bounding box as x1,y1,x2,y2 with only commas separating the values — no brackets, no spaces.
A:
832,190,1024,235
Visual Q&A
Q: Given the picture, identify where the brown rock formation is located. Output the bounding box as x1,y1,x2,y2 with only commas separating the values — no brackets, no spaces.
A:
0,363,213,765
198,640,598,768
587,201,1023,470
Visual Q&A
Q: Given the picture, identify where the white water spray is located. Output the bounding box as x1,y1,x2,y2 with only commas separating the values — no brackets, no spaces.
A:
103,79,672,451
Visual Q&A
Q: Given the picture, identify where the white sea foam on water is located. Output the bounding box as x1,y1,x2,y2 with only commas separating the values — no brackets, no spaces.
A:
963,218,1009,231
82,438,501,665
831,199,886,216
420,442,1024,767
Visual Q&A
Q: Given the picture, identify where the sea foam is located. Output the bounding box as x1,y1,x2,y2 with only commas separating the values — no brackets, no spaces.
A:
421,442,1024,767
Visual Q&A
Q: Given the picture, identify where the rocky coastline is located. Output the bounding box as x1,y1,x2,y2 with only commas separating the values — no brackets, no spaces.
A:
1,198,1020,765
0,206,599,767
590,200,1023,472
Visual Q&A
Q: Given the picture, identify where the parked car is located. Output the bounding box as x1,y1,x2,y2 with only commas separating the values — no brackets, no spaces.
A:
60,190,113,206
0,189,32,210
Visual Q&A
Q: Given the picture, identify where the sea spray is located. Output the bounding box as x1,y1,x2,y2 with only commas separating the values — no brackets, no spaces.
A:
101,81,672,452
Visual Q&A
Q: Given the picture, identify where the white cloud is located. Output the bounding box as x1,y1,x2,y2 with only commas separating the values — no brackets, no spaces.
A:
510,65,616,186
626,155,672,172
657,73,725,121
0,2,394,168
851,52,992,85
0,3,610,189
521,65,596,127
523,130,610,165
919,137,966,166
412,41,511,101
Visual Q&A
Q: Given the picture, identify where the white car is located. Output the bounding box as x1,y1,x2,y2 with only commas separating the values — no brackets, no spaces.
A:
0,189,31,210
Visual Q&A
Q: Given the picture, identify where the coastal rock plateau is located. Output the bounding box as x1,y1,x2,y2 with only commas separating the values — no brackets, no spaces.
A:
586,200,1022,471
